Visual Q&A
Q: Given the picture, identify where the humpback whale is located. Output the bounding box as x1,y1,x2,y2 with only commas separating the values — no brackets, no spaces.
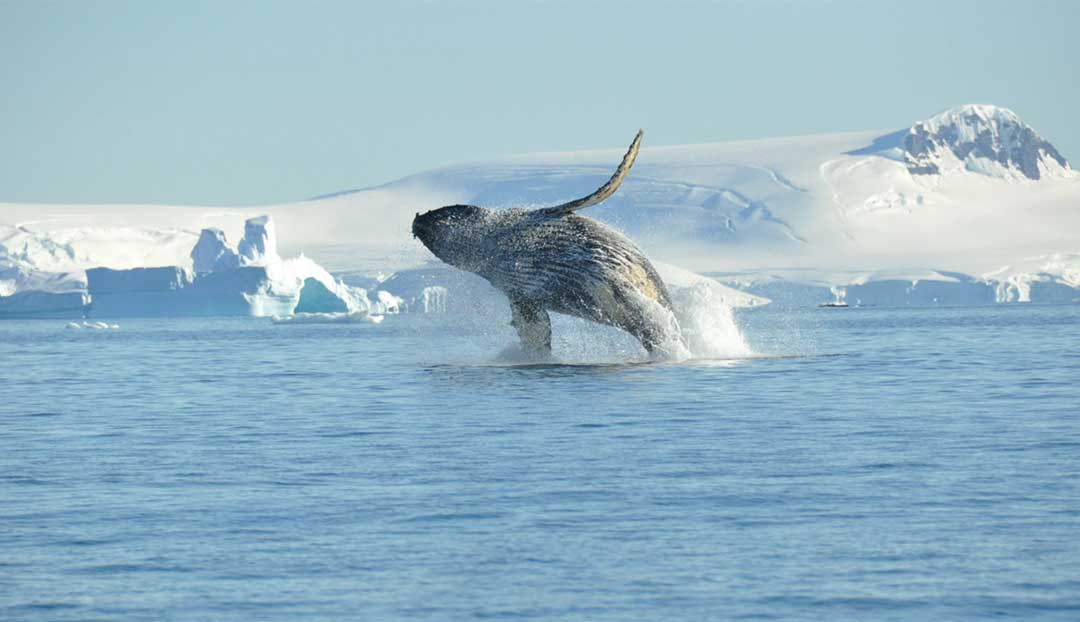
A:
411,131,683,355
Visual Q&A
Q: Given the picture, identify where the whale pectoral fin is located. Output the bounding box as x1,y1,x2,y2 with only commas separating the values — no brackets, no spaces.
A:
509,298,551,353
540,130,642,217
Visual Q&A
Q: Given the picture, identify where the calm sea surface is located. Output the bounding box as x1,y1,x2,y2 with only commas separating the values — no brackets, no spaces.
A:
2,305,1079,621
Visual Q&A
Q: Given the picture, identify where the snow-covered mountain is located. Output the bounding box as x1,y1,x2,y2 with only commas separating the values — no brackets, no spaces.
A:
2,104,1079,312
902,104,1070,180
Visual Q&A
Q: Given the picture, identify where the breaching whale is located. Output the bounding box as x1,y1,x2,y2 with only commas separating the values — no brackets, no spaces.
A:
411,131,683,355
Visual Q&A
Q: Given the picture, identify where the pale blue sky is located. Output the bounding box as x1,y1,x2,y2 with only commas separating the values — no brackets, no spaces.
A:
1,0,1077,205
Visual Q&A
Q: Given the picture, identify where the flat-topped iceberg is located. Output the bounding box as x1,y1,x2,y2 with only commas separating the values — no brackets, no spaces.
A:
0,290,89,319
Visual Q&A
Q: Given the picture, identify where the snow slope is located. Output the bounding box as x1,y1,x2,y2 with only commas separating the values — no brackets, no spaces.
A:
2,104,1079,307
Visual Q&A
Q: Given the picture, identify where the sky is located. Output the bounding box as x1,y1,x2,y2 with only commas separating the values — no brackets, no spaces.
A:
1,0,1078,206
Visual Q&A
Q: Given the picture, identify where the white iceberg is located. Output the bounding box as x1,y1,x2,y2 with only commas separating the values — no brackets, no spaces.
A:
191,228,240,274
65,320,118,330
293,276,350,314
59,215,374,318
0,290,89,319
238,215,280,266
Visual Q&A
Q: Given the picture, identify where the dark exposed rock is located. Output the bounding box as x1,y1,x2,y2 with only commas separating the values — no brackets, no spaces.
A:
903,105,1069,180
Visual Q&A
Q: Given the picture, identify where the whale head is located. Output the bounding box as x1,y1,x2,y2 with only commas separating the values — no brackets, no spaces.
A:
412,204,492,270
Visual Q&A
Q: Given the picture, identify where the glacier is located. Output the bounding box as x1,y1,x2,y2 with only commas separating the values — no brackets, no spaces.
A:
2,103,1080,318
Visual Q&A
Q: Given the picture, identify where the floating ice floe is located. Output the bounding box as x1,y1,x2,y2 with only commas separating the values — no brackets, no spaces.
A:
65,321,119,330
270,311,384,325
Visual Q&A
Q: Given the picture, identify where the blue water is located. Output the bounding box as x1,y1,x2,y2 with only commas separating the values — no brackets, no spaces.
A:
2,305,1079,621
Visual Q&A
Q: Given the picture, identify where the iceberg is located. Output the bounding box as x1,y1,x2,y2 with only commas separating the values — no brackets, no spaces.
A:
0,290,89,319
84,264,283,317
294,277,350,314
191,228,240,273
375,290,403,314
238,215,280,265
0,215,377,318
725,264,1080,308
0,263,89,318
87,266,190,294
843,276,996,307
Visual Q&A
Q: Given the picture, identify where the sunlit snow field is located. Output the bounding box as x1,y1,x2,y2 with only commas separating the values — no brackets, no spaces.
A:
3,305,1080,621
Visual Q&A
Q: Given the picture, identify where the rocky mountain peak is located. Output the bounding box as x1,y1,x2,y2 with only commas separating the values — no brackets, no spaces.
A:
904,104,1069,180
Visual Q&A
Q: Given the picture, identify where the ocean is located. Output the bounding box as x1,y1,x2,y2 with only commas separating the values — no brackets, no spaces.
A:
2,304,1079,621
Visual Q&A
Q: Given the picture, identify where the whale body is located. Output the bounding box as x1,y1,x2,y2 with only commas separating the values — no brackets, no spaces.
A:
411,132,683,355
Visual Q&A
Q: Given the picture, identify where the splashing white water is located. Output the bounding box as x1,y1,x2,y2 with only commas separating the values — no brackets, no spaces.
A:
492,277,753,365
653,262,757,360
669,281,753,359
387,261,758,366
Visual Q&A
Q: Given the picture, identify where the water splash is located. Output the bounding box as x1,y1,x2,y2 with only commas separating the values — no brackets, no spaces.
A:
668,281,753,360
384,262,758,366
489,282,752,365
